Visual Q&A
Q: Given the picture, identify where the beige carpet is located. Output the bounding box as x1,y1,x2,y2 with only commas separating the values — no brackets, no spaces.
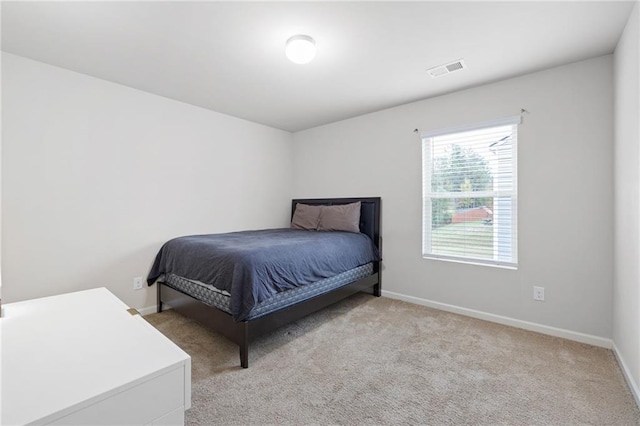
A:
145,294,640,425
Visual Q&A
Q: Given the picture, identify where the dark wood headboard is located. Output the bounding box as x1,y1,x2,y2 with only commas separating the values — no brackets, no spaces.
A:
291,197,381,250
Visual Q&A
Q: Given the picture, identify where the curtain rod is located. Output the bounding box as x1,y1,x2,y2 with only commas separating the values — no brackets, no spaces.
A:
413,108,529,134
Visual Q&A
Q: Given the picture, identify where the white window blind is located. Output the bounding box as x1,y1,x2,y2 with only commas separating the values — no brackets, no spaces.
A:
421,116,520,268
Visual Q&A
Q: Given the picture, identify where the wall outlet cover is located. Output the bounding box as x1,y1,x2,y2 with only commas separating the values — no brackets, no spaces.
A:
133,277,144,291
533,286,545,301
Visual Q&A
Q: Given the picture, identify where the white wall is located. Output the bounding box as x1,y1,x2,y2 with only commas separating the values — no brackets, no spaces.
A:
1,53,293,309
293,55,614,339
614,1,640,400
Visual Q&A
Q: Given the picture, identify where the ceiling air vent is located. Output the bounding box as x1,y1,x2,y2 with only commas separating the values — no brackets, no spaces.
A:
427,59,466,78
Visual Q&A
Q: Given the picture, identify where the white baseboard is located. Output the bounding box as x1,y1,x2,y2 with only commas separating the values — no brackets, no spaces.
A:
612,343,640,408
381,290,612,349
138,304,163,316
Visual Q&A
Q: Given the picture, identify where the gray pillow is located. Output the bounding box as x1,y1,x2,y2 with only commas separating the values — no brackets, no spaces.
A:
317,202,361,233
291,204,322,230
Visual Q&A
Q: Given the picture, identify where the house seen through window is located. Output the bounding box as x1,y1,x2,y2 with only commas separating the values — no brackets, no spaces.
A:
421,116,519,268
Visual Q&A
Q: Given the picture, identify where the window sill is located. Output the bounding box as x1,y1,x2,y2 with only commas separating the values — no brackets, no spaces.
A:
422,254,517,270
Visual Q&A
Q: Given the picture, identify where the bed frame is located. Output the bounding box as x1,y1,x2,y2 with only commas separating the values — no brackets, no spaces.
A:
156,197,381,368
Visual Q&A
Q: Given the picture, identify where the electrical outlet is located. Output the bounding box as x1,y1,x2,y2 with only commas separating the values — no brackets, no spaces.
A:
533,286,545,301
133,276,143,291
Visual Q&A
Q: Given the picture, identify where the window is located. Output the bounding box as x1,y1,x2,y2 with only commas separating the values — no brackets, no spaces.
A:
421,116,520,268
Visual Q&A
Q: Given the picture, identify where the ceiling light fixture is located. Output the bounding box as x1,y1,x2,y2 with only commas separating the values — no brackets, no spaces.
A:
285,35,316,65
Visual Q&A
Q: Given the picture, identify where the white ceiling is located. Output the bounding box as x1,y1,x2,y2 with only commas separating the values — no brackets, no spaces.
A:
1,1,635,132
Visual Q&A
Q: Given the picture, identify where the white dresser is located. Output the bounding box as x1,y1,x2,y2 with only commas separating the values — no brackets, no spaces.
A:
1,288,191,426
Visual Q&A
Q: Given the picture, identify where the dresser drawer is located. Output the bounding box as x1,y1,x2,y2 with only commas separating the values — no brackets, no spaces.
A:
49,365,186,426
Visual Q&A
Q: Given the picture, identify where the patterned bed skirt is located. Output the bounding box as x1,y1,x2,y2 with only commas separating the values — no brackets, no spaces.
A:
160,263,374,321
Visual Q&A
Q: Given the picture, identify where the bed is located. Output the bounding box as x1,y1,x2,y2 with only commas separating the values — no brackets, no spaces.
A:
147,197,382,368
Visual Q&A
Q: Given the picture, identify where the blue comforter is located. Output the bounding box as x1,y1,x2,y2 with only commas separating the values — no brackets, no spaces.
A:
147,229,380,321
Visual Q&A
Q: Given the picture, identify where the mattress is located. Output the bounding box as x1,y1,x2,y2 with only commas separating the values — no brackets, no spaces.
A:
161,263,374,320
